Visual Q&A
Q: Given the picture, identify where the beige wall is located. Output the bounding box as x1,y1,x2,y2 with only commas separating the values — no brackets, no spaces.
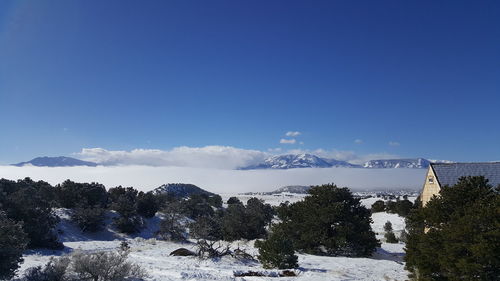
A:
421,166,441,206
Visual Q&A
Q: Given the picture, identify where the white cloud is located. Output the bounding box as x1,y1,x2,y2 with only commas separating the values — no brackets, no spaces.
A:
285,131,301,137
280,138,296,144
389,141,400,147
77,146,268,169
74,145,400,169
354,139,363,144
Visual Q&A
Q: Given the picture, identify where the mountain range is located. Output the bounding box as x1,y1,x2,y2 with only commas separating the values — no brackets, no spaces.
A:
12,156,98,167
239,154,359,169
12,155,442,169
239,154,433,169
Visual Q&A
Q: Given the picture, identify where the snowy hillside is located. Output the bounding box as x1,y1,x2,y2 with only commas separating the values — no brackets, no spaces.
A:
17,195,410,281
154,183,215,198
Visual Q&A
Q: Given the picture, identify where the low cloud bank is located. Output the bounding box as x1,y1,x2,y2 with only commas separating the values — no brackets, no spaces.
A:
77,146,268,169
0,166,426,194
76,146,399,168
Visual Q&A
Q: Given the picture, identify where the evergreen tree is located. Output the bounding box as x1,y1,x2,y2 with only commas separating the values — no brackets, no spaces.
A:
0,211,28,280
3,184,62,249
395,199,413,217
255,227,298,269
110,187,143,234
189,215,223,241
158,203,186,242
405,176,500,280
226,197,242,205
384,231,398,243
71,205,106,232
221,198,274,241
136,191,159,218
384,221,393,232
371,200,385,213
222,202,247,241
181,193,215,219
274,184,379,257
55,180,107,208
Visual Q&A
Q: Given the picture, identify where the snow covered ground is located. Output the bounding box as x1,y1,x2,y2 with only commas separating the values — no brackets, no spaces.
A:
17,195,410,281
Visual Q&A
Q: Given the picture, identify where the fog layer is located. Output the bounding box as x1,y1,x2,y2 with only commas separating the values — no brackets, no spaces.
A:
0,166,426,193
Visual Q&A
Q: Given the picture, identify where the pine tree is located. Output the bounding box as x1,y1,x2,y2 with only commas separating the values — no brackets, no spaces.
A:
255,227,298,269
136,191,159,218
275,184,379,257
371,200,385,212
0,211,28,280
384,221,393,232
405,176,500,280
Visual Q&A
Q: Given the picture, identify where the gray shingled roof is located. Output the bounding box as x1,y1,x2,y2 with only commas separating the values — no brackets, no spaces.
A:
431,162,500,188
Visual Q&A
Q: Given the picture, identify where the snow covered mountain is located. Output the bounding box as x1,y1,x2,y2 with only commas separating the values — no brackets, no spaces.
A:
12,156,98,167
153,183,216,198
363,158,430,169
240,154,360,170
323,158,361,168
241,154,341,169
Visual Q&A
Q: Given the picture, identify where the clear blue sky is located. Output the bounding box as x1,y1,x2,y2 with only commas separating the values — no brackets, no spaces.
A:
0,0,499,164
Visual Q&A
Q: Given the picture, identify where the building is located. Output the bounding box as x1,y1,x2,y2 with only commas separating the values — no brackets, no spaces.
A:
421,162,500,206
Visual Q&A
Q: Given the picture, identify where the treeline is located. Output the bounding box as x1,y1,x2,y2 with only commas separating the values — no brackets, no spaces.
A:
0,177,276,279
370,197,416,217
1,179,382,279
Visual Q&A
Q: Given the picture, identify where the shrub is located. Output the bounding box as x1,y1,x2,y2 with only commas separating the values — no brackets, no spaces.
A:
222,203,247,241
274,184,379,257
385,199,414,217
371,200,385,212
71,206,106,232
113,216,144,234
136,192,159,218
405,176,500,280
395,199,413,217
226,197,242,205
20,256,70,281
0,211,28,280
71,250,147,281
221,198,274,241
2,184,62,249
110,188,144,234
157,204,186,241
255,228,298,269
383,221,393,232
189,215,223,241
21,249,147,281
55,180,107,209
384,231,398,243
181,194,215,219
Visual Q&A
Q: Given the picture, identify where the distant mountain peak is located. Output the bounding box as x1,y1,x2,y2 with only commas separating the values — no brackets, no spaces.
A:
12,156,97,167
363,158,430,169
240,153,359,170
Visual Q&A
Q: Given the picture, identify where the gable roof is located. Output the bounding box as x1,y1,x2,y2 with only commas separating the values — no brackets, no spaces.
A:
431,162,500,188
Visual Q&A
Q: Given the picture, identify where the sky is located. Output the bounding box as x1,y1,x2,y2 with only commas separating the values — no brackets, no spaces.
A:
0,0,499,165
